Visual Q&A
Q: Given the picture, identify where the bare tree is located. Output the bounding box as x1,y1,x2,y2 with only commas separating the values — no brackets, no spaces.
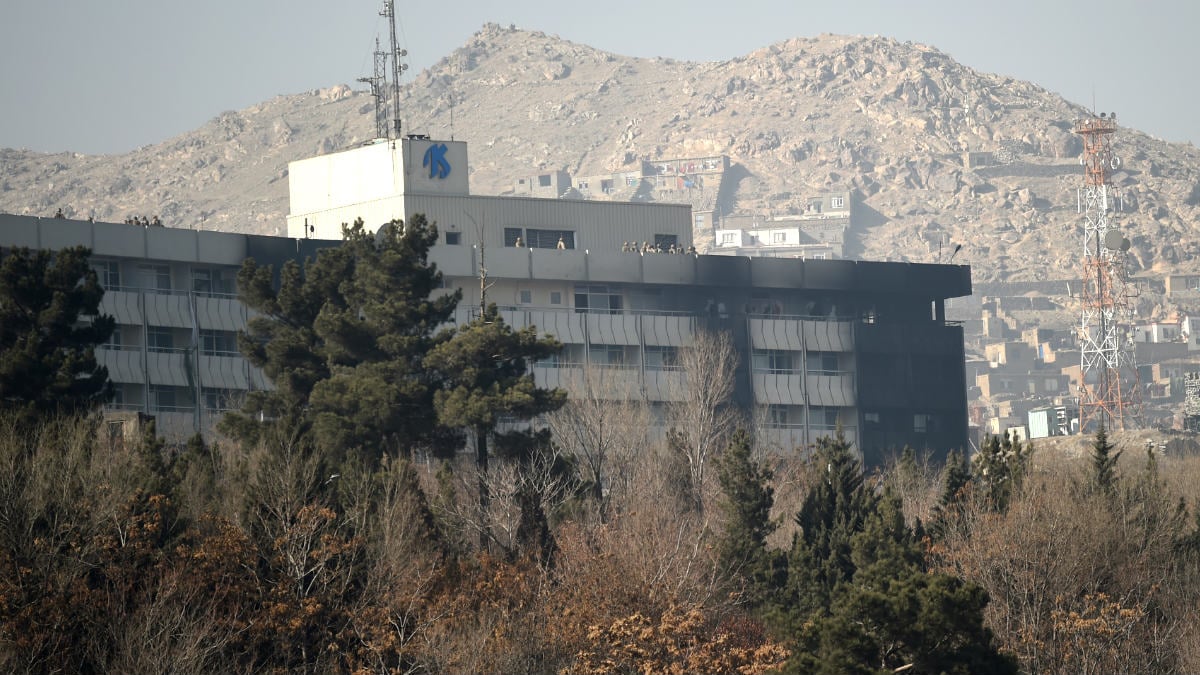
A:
545,363,652,521
667,329,740,512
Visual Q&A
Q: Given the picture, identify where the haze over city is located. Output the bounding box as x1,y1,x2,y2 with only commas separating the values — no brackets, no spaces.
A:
2,0,1197,155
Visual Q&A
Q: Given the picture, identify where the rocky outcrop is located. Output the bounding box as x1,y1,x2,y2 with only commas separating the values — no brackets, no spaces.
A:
3,26,1200,282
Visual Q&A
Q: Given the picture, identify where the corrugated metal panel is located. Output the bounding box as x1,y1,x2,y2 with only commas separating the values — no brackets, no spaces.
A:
803,320,855,352
527,310,585,343
144,293,192,328
147,352,190,387
645,370,687,402
752,373,805,404
196,296,246,331
98,349,144,384
806,374,856,406
100,290,143,325
199,355,250,390
759,428,807,453
641,315,693,347
749,318,804,351
586,313,640,346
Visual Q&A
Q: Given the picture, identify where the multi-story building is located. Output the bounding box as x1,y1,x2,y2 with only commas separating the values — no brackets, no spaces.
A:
0,214,330,440
2,137,972,464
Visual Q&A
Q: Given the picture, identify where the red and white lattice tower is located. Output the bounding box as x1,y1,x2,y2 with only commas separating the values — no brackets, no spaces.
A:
1075,113,1142,432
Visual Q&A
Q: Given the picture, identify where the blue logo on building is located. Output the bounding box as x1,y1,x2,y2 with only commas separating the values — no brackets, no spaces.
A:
423,143,451,179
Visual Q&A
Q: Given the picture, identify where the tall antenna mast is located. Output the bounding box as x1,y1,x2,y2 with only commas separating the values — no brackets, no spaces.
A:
1074,112,1142,432
380,0,408,139
357,37,388,140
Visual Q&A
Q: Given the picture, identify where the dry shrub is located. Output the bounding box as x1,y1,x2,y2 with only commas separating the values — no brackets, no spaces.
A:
936,450,1198,675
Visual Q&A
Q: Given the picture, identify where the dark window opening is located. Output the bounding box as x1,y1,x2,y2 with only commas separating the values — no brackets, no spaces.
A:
527,229,575,249
538,174,553,187
504,228,524,247
445,231,461,245
654,234,679,249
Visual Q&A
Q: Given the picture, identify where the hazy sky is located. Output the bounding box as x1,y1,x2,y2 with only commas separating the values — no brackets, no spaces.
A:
1,0,1194,155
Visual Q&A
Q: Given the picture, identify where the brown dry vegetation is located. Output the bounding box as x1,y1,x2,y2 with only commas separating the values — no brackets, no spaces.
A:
1,410,1197,674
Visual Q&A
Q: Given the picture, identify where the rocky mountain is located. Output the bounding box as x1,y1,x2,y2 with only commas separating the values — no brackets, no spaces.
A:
4,23,1200,285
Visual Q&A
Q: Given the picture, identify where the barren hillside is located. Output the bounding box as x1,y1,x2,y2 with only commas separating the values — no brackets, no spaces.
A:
3,24,1199,285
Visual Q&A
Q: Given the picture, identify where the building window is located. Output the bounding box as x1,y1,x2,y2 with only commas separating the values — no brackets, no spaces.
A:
191,268,230,296
654,234,678,249
445,231,461,245
518,289,533,305
200,329,238,356
538,174,552,187
575,285,622,313
147,327,174,353
914,413,934,434
92,260,121,289
102,327,123,350
550,291,562,305
831,196,845,209
767,404,790,428
149,385,179,412
806,352,839,375
526,228,575,249
589,345,629,366
753,350,795,374
577,180,589,190
645,346,678,370
771,231,786,244
504,228,524,247
810,406,839,430
138,264,171,293
720,232,736,245
202,388,236,412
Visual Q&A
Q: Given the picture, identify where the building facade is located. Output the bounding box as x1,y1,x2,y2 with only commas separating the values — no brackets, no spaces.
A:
2,138,972,463
0,213,331,440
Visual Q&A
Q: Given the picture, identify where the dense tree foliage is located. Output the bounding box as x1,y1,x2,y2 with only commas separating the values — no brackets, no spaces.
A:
221,216,460,458
0,246,113,426
780,432,1017,675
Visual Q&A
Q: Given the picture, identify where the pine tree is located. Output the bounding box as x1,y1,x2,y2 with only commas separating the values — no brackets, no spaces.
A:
1089,422,1122,496
780,435,1017,675
308,216,460,458
929,448,971,539
715,429,781,605
221,216,460,459
785,430,875,618
972,432,1032,512
423,303,566,546
0,246,114,427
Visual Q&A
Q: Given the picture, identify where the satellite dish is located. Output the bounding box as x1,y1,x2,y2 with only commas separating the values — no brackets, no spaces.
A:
1110,156,1121,169
1100,112,1107,118
1120,237,1131,252
1104,229,1124,250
